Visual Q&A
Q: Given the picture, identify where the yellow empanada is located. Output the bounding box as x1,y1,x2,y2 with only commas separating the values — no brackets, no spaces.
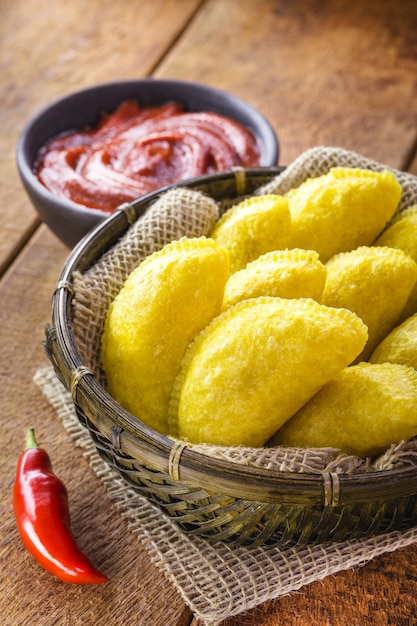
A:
369,313,417,370
222,248,326,310
322,246,417,362
399,289,417,322
374,205,417,253
285,167,402,262
374,205,417,322
101,236,229,435
169,297,368,447
209,194,291,273
271,362,417,458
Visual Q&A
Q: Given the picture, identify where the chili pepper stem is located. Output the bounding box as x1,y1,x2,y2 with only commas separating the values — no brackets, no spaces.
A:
25,427,39,450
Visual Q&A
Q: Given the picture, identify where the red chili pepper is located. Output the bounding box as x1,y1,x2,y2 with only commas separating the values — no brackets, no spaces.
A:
13,428,108,584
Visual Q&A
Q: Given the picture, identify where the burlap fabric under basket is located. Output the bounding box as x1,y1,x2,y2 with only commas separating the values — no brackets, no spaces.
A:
41,146,417,623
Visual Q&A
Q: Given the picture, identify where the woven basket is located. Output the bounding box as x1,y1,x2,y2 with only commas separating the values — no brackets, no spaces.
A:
44,162,417,547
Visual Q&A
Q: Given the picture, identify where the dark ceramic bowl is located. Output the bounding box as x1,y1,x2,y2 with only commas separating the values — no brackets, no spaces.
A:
16,79,279,248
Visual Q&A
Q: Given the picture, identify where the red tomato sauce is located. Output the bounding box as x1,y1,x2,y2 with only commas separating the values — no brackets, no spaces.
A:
35,100,261,212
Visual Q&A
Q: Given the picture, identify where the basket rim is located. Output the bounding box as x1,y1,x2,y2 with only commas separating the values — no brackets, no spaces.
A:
47,166,417,507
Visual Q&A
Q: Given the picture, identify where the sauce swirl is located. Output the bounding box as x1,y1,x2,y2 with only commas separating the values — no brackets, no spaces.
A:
35,100,261,212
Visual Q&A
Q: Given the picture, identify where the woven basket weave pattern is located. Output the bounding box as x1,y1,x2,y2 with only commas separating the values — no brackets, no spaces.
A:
45,148,417,546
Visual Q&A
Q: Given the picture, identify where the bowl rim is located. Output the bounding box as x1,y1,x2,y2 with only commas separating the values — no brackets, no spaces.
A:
16,77,279,221
46,166,417,507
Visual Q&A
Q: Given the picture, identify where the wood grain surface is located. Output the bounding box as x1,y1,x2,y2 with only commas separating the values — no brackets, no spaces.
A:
155,0,417,168
1,0,417,624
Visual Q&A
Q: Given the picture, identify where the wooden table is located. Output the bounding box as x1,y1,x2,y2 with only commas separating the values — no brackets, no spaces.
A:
2,1,417,624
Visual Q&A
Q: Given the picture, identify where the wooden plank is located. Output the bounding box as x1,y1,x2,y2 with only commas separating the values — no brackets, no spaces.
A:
0,0,202,274
408,150,417,176
0,226,192,626
155,0,417,169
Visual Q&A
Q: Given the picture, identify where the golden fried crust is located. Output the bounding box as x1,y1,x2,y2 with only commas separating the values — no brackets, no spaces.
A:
222,248,326,310
322,246,417,362
169,297,368,447
369,313,417,370
101,237,230,435
285,168,402,262
398,283,417,324
210,194,291,273
374,205,417,257
374,205,417,323
271,362,417,458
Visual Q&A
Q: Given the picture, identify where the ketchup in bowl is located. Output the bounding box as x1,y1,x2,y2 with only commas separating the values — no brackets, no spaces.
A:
35,99,261,213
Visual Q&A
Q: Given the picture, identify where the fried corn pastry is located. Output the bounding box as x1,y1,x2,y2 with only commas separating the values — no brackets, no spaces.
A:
209,194,291,273
222,248,326,310
397,281,417,323
374,205,417,322
374,205,417,255
285,167,402,262
399,287,417,323
101,236,230,435
271,362,417,458
370,313,417,370
169,296,368,447
322,246,417,362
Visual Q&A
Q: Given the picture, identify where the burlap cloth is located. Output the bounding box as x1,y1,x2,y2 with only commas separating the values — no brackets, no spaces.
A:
35,146,417,624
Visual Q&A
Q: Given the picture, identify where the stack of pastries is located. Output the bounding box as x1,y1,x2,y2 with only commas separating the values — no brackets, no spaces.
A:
101,167,417,459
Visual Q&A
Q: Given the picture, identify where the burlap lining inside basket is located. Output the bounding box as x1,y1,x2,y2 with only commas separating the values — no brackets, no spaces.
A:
71,145,417,474
34,365,417,625
35,146,417,625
